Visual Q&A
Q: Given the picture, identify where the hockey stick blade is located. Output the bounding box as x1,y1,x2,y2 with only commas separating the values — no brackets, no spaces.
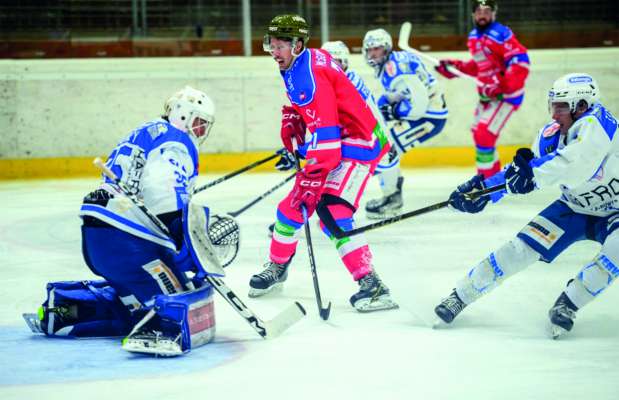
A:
319,302,332,320
263,301,307,339
207,276,306,339
397,22,413,54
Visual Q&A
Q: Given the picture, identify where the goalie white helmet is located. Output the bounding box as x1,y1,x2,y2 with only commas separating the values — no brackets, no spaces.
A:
548,73,600,114
362,29,392,68
321,40,350,71
164,86,215,145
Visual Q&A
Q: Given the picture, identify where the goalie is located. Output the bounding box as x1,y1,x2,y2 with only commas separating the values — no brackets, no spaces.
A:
23,87,240,356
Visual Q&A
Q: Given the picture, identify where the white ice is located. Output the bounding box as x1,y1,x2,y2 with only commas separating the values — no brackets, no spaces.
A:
1,168,618,400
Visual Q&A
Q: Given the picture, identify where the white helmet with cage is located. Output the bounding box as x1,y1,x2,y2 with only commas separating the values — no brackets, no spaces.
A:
164,86,215,145
362,28,392,68
548,73,600,114
321,40,351,71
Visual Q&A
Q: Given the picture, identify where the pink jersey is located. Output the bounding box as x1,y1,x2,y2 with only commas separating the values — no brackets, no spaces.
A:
459,21,530,106
281,48,389,176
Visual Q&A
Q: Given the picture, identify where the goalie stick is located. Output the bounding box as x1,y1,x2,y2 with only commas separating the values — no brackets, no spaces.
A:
398,21,481,85
193,150,283,194
330,183,506,239
93,157,306,339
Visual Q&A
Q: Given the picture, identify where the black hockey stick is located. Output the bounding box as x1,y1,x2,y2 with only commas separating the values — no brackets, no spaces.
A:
193,150,283,194
332,183,507,239
227,172,296,218
292,146,332,320
93,157,306,339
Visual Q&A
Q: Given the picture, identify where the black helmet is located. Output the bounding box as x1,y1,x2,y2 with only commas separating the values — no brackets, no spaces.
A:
472,0,497,12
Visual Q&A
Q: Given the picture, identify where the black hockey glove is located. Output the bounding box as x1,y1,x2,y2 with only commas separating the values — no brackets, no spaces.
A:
505,148,535,195
448,174,489,214
275,148,296,171
83,188,113,206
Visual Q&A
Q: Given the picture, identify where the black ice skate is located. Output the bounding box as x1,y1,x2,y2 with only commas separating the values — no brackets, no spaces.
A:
434,290,467,325
548,292,578,339
365,177,404,220
349,272,398,312
249,257,293,298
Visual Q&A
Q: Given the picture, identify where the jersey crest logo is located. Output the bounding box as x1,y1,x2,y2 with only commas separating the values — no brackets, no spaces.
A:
385,61,397,77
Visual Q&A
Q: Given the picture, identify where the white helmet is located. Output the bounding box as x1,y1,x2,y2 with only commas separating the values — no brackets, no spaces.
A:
321,40,350,71
164,86,215,145
548,73,600,114
362,29,392,68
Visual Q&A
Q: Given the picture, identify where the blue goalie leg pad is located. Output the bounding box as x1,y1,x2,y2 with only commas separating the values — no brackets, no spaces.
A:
29,280,135,337
122,284,215,356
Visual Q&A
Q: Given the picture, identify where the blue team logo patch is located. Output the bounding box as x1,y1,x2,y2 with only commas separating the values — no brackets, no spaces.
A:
385,61,397,77
568,76,593,84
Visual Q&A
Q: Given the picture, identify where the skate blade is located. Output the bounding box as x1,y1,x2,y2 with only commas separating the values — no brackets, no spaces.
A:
122,337,183,357
549,323,569,340
22,313,44,334
248,282,284,298
432,318,451,329
354,297,399,313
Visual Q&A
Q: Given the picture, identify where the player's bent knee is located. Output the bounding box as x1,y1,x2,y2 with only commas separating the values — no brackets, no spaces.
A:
473,124,498,148
578,254,619,297
457,238,539,304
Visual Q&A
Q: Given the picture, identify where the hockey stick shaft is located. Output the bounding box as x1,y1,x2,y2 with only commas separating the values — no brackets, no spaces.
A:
333,184,506,239
398,22,481,84
193,150,282,194
92,157,305,339
227,172,296,218
292,143,332,320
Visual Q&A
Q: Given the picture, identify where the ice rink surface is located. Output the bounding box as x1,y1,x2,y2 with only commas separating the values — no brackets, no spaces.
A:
1,168,618,400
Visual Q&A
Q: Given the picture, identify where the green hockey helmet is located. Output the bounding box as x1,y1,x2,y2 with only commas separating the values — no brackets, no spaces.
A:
263,14,310,53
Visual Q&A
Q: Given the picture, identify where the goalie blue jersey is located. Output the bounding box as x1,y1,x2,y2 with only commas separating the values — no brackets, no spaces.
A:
79,118,200,250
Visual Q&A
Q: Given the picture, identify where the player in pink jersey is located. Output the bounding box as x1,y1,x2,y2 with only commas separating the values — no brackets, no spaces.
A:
435,0,530,178
248,14,398,313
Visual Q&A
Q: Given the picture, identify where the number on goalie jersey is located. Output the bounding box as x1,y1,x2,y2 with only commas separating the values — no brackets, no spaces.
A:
361,28,448,219
24,86,226,356
437,73,619,339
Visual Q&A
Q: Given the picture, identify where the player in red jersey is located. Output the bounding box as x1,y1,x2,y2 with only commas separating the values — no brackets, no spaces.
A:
436,0,530,177
248,14,398,313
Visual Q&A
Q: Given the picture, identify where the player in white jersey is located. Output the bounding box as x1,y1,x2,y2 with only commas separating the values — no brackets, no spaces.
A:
24,87,240,356
434,73,619,339
362,28,449,219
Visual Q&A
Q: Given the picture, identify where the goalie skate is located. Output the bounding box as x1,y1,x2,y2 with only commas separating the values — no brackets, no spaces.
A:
22,313,44,334
122,331,184,357
350,272,399,313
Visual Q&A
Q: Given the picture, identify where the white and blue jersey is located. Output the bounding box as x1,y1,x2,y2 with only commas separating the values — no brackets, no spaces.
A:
487,103,619,217
376,51,448,121
79,118,200,251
